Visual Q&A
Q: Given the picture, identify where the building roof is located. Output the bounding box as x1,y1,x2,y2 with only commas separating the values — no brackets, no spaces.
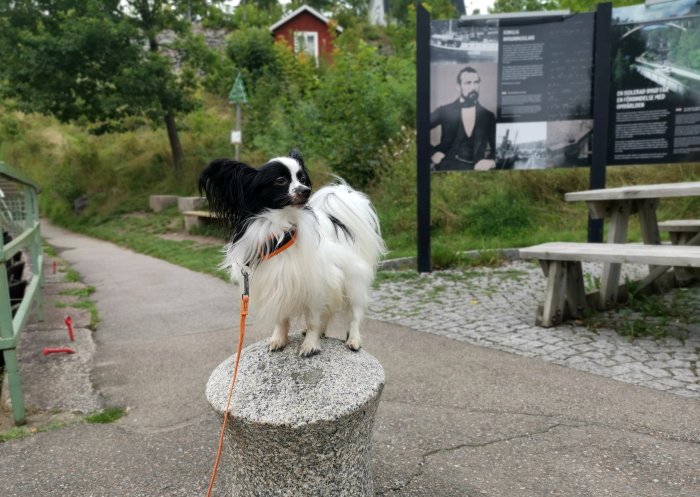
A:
269,5,343,33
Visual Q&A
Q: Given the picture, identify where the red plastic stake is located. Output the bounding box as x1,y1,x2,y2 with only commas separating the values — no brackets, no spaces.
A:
43,347,75,356
52,260,56,274
64,316,75,341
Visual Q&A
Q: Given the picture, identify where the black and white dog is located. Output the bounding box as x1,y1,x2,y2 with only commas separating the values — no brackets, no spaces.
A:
199,150,386,357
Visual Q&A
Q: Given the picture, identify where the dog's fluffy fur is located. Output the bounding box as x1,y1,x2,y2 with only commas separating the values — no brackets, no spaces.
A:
199,150,386,356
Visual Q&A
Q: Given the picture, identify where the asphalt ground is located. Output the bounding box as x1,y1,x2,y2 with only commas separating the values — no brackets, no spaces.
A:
0,222,698,497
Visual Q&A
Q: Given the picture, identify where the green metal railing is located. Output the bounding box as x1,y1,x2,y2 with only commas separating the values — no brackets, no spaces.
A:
0,162,43,426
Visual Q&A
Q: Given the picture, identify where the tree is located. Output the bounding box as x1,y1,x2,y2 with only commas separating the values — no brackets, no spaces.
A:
490,0,557,13
491,0,639,14
0,0,219,173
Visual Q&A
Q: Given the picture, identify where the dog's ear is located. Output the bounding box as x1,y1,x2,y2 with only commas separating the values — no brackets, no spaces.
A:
199,158,257,231
288,149,304,169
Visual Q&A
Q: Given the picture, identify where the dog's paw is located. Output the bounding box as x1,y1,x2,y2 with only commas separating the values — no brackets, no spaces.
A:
298,342,320,357
268,337,289,352
345,337,362,351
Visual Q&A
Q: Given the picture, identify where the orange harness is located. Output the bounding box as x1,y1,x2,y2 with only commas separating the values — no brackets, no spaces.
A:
259,227,297,260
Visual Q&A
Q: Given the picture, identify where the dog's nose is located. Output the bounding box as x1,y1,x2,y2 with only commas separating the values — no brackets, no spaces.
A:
295,186,311,199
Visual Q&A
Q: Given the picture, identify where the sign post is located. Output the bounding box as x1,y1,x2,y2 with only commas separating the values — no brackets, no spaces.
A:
228,73,249,160
417,4,432,273
588,2,613,243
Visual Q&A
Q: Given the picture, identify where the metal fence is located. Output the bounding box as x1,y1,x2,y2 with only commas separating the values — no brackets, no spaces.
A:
0,162,43,426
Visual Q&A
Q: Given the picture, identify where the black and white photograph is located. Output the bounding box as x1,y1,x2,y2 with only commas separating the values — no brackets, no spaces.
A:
545,120,593,168
494,121,547,169
430,18,499,64
429,63,498,171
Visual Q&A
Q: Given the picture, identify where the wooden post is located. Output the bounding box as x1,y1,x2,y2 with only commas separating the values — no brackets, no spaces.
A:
235,104,241,161
600,201,631,307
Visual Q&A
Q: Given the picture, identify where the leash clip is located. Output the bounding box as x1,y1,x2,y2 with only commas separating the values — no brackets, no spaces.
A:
241,267,250,297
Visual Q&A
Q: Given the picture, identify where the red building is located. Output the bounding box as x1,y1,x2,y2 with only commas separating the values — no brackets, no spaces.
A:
269,5,343,65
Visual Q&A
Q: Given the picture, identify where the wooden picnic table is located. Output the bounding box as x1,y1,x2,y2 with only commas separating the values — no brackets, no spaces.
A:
564,181,700,306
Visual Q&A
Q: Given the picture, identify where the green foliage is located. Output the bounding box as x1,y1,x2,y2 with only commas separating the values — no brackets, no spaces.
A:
0,422,68,443
0,0,216,169
84,407,126,424
492,0,639,14
227,27,281,83
491,0,558,13
391,0,457,24
466,191,535,238
0,1,141,124
585,285,699,342
229,4,284,30
311,41,414,185
431,243,460,269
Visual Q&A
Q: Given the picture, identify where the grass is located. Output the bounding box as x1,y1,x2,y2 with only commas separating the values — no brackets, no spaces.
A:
63,267,81,283
0,407,126,443
60,286,96,298
84,407,126,424
0,422,68,443
583,284,700,342
53,268,101,329
53,299,100,330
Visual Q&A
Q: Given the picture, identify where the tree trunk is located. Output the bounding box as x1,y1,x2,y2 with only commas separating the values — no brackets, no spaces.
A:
164,107,184,175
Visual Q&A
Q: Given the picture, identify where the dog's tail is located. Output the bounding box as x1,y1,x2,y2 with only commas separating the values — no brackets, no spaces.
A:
310,183,387,267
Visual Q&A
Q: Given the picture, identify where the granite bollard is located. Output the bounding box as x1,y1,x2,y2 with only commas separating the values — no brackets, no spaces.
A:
206,333,384,497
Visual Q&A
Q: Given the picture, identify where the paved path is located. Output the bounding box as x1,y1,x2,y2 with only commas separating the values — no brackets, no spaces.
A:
1,223,698,497
369,261,700,399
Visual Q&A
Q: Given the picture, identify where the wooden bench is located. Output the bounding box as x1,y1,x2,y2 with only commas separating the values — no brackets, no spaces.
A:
519,242,700,327
183,210,219,232
658,220,700,245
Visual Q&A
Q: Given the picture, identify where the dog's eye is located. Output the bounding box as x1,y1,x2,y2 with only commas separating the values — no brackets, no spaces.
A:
274,177,288,186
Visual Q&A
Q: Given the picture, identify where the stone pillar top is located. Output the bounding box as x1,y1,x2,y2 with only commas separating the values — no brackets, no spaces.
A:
206,334,385,428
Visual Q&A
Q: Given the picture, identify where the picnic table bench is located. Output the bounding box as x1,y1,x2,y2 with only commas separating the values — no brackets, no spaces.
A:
519,242,700,327
520,181,700,327
183,210,219,231
658,220,700,245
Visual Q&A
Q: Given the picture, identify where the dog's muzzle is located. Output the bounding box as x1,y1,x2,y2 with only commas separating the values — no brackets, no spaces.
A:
291,186,311,206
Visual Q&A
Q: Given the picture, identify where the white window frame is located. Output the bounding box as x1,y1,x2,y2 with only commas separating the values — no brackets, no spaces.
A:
293,30,319,66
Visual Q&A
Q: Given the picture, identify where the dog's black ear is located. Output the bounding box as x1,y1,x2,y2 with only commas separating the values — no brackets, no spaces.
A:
199,158,257,232
288,149,304,169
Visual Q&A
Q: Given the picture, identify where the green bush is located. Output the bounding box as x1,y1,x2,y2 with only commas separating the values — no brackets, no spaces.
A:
466,191,535,238
312,42,414,186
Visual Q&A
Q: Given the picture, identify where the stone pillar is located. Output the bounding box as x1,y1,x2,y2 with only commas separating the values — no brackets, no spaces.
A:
206,333,384,497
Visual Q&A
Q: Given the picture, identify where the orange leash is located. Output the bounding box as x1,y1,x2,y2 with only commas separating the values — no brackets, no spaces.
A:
206,270,250,497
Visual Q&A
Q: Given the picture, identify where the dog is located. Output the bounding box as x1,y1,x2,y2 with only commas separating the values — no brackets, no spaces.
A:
199,150,386,357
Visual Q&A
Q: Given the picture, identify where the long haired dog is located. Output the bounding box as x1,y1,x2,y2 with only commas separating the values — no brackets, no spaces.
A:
199,150,386,357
